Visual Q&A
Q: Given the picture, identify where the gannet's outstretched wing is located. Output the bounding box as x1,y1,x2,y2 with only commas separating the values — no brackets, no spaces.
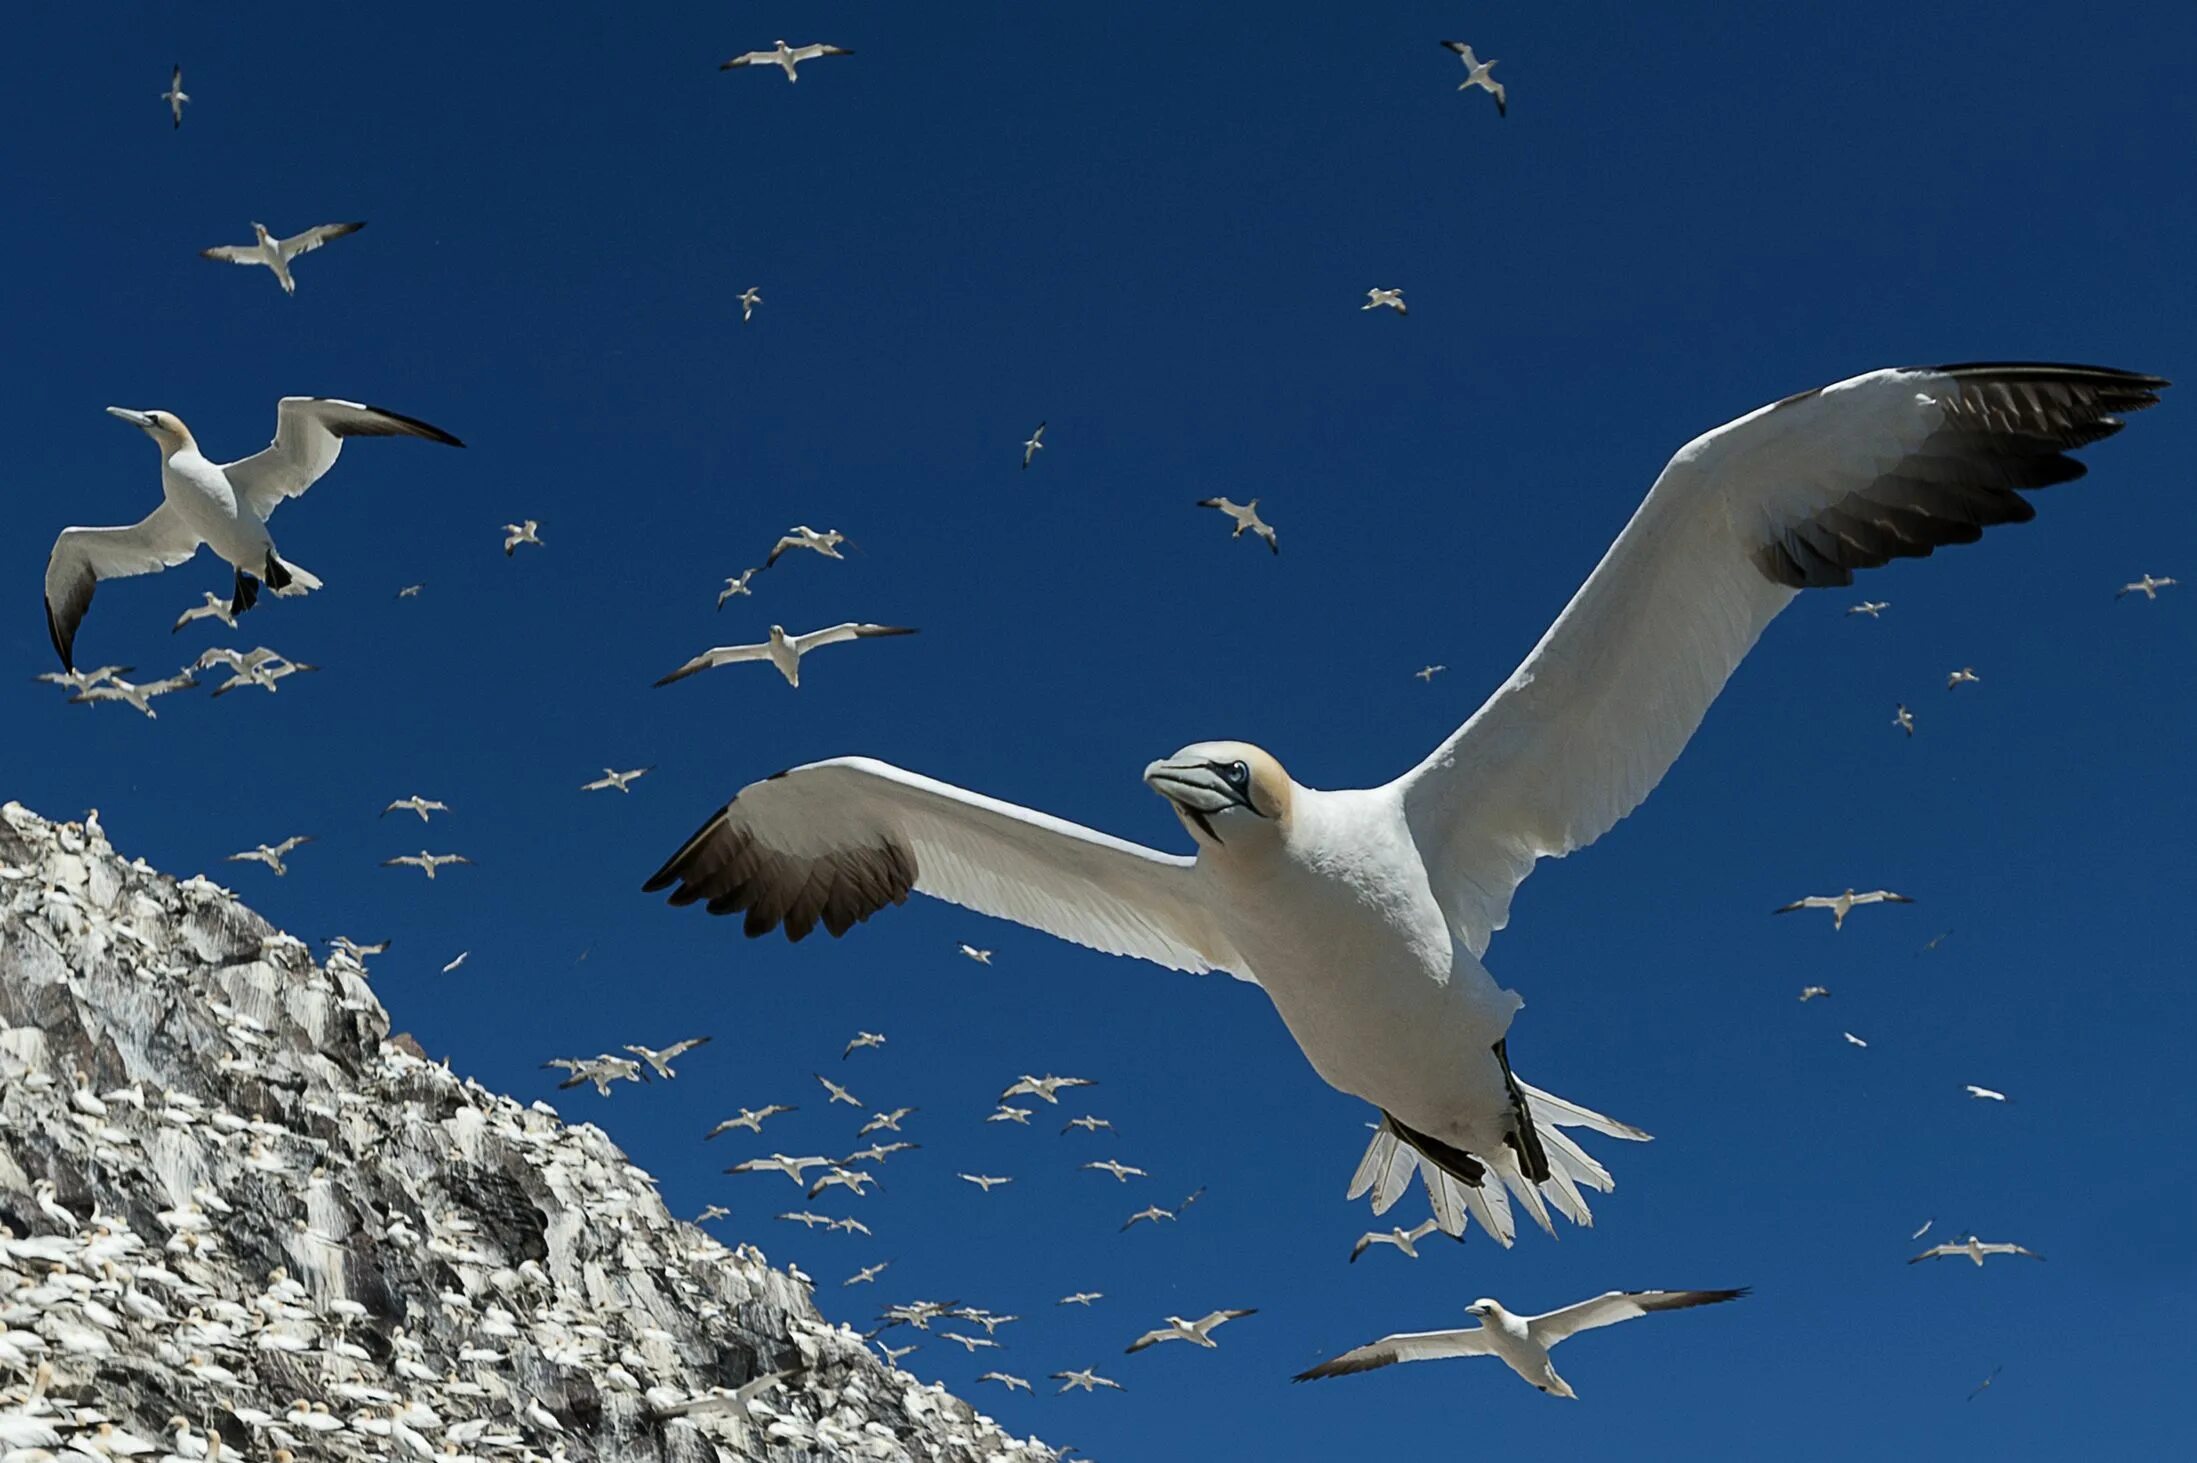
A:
45,505,202,669
1396,363,2166,956
224,397,464,519
1525,1288,1749,1346
646,756,1243,976
1292,1327,1492,1381
276,221,365,259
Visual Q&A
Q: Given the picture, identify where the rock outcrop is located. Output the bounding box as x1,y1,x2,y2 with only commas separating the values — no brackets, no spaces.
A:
0,801,1056,1461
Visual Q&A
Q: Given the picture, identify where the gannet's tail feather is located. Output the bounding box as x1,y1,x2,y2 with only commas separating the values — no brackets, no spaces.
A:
269,556,322,598
1346,1078,1650,1248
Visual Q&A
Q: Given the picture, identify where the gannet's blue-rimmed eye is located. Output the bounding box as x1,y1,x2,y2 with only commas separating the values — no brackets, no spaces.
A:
1228,761,1250,788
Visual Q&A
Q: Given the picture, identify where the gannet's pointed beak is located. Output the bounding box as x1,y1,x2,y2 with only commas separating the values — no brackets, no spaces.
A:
105,407,155,431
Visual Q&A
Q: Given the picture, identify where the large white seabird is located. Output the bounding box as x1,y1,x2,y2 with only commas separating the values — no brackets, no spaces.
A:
645,362,2164,1243
44,398,464,670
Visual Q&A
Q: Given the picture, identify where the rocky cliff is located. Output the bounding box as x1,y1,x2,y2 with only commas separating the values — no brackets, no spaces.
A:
0,801,1057,1461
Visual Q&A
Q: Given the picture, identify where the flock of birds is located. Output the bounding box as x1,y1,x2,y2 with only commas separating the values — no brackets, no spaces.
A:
23,23,2181,1442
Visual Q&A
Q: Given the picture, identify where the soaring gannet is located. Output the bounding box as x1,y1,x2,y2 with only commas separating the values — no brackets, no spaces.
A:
1438,41,1506,115
1893,704,1915,737
68,671,197,718
1416,664,1446,682
44,398,463,670
1002,1074,1094,1104
978,1371,1032,1392
208,654,319,698
765,525,851,566
1842,1031,1868,1048
727,1154,831,1183
625,1036,712,1077
843,1030,886,1059
200,221,366,294
1295,1288,1747,1395
706,1104,796,1138
171,591,236,634
381,851,473,880
845,1261,892,1287
1847,600,1890,617
958,1173,1013,1192
1797,985,1829,1002
381,794,449,822
738,287,762,323
2117,573,2175,600
1947,666,1981,689
1196,496,1278,553
1083,1159,1146,1182
1061,1291,1105,1306
503,520,542,555
1052,1367,1124,1394
859,1107,916,1135
582,766,654,793
654,623,917,688
959,943,994,964
1063,1114,1115,1135
816,1074,861,1106
225,836,313,877
1349,1218,1444,1263
1773,888,1914,930
643,362,2165,1244
1362,288,1408,316
717,567,762,608
989,1105,1033,1123
1022,422,1047,470
1910,1237,2042,1266
1963,1084,2009,1102
720,40,854,82
1126,1308,1256,1353
162,65,189,128
36,663,133,694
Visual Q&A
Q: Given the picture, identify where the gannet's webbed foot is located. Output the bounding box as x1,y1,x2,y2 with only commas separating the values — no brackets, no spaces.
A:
1380,1109,1485,1188
262,553,292,591
1492,1038,1551,1183
230,569,260,617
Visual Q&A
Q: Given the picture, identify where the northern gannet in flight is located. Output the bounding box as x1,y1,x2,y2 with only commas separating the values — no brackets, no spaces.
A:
778,1210,830,1228
765,525,850,566
1362,287,1408,315
200,221,366,295
720,40,853,82
1082,1159,1146,1182
941,1331,1000,1353
171,592,236,634
1797,985,1829,1002
877,1340,919,1364
1909,1237,2042,1266
1063,1114,1114,1135
381,851,473,880
816,1074,861,1106
726,1154,831,1183
225,836,313,877
381,795,449,822
625,1036,711,1078
36,663,133,694
717,567,761,607
978,1371,1032,1392
1969,1364,2004,1401
1912,1217,1934,1240
1022,422,1047,470
736,287,763,324
843,1031,886,1059
1121,1204,1177,1231
958,1173,1013,1192
1773,888,1914,930
1438,41,1506,115
831,1214,870,1234
68,671,197,717
2117,573,2175,600
1416,664,1446,682
1847,600,1890,617
988,1105,1033,1123
163,66,189,128
1295,1288,1747,1395
1002,1074,1094,1104
582,766,654,793
1349,1218,1444,1263
654,623,916,688
1947,666,1981,689
544,1054,646,1095
842,1140,918,1163
959,943,993,963
808,1167,877,1199
208,654,319,698
1842,1031,1868,1048
1893,704,1915,737
397,582,423,597
1125,1309,1255,1353
643,362,2164,1244
503,520,542,555
1196,496,1278,553
1963,1084,2009,1102
440,950,469,973
693,1204,731,1224
845,1261,892,1287
1061,1291,1104,1306
859,1107,916,1135
45,398,463,670
706,1105,795,1138
1052,1368,1123,1394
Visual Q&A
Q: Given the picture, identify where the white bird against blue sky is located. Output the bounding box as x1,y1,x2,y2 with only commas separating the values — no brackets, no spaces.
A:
161,65,188,127
720,40,853,83
644,363,2163,1245
200,221,366,294
654,623,917,689
1438,41,1506,115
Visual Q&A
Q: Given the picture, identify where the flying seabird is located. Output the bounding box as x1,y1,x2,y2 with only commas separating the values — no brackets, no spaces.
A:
171,591,236,634
1416,665,1446,682
162,65,189,128
625,1036,712,1078
718,567,762,607
1083,1159,1146,1182
739,288,762,322
959,943,994,963
693,1205,730,1224
503,520,542,555
843,1031,887,1059
816,1074,861,1106
959,1173,1013,1192
655,623,917,688
2117,573,2175,600
397,582,423,597
1350,1218,1444,1262
988,1106,1033,1124
1910,1237,2042,1266
68,671,197,717
544,1054,647,1096
1947,666,1981,689
1842,1032,1868,1048
859,1107,916,1135
727,1154,832,1183
1126,1309,1255,1353
707,1104,796,1138
1121,1204,1177,1231
1063,1114,1115,1135
845,1261,892,1286
808,1167,878,1199
436,950,469,974
208,653,319,698
1003,1075,1094,1104
1963,1084,2009,1102
201,221,366,294
381,851,473,880
831,1215,872,1235
1847,600,1891,617
1060,1292,1104,1306
1195,496,1278,553
764,525,851,566
1438,41,1506,115
327,935,390,958
1969,1364,2005,1402
642,362,2165,1245
1912,1217,1935,1240
779,1210,830,1228
1798,986,1829,1002
1296,1288,1746,1396
1023,422,1047,470
1052,1368,1124,1394
978,1371,1032,1392
1893,704,1915,737
45,398,462,670
381,795,449,822
720,40,853,82
583,766,654,793
36,662,133,693
225,836,313,877
877,1340,919,1364
1773,888,1914,931
842,1140,918,1164
1363,288,1408,316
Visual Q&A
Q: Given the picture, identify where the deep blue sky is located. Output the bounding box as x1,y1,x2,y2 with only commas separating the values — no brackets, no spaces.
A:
6,4,2193,1457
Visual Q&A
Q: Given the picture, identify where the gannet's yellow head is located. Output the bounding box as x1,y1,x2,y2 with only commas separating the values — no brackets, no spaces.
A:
106,407,194,454
1143,739,1292,848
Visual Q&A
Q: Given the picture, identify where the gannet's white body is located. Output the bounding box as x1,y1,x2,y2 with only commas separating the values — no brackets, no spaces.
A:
647,362,2165,1243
